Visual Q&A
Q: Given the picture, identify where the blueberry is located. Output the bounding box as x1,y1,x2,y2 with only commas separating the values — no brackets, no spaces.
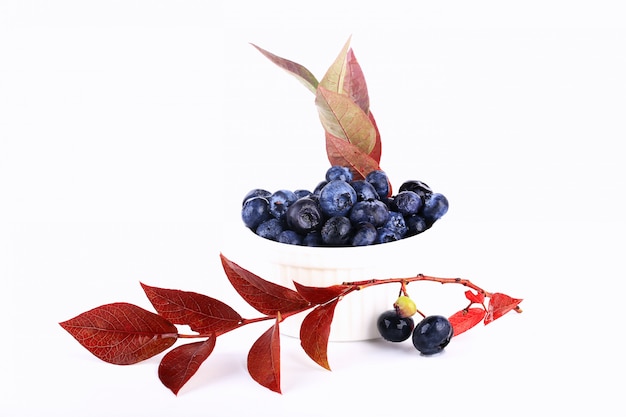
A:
241,196,272,230
307,193,320,204
399,180,432,202
376,227,402,244
394,191,423,216
294,189,312,199
383,211,408,237
285,197,324,234
377,310,415,342
320,216,353,246
365,170,390,199
349,200,389,227
412,315,453,355
421,193,449,222
242,188,271,206
384,195,397,211
302,231,323,247
318,180,358,217
278,230,303,245
255,218,284,241
351,222,377,246
350,179,380,201
268,190,297,220
312,180,328,197
325,166,353,182
405,214,430,236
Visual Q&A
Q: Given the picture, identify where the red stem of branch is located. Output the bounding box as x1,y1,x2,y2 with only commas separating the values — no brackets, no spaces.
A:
178,273,520,339
345,274,491,296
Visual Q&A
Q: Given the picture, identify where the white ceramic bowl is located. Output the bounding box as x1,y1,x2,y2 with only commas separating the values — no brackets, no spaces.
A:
221,222,439,342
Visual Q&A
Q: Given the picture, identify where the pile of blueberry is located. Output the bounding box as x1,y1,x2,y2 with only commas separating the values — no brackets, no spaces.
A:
241,166,449,247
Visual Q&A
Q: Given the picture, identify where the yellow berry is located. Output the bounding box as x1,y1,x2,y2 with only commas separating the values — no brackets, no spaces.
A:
394,295,417,318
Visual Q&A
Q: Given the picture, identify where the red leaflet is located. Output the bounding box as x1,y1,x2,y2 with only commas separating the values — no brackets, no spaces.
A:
220,253,310,316
343,48,370,114
141,283,242,335
449,308,486,337
247,317,282,394
293,281,350,305
485,293,523,325
299,299,339,371
464,290,485,305
158,338,216,395
326,131,382,180
59,302,178,365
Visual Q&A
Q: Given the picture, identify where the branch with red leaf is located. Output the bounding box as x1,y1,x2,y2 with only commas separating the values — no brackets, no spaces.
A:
60,253,522,395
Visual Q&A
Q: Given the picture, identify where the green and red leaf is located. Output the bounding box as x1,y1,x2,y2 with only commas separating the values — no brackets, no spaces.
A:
299,299,339,371
220,253,310,316
59,302,178,365
251,43,318,94
158,337,216,395
319,36,351,94
326,131,381,180
247,317,282,394
449,308,486,337
252,38,381,172
141,283,242,336
485,293,523,324
315,86,377,155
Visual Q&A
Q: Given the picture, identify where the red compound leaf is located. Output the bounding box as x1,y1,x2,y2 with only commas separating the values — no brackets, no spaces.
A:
449,308,486,337
220,254,310,317
158,337,216,395
485,293,523,325
59,302,178,365
247,316,282,394
299,299,339,371
141,283,242,335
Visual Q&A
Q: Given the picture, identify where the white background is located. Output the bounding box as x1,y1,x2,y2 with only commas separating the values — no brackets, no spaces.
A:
2,1,625,416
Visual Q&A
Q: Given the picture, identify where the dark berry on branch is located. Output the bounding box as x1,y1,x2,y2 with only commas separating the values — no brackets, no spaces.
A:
377,310,415,342
412,315,453,355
